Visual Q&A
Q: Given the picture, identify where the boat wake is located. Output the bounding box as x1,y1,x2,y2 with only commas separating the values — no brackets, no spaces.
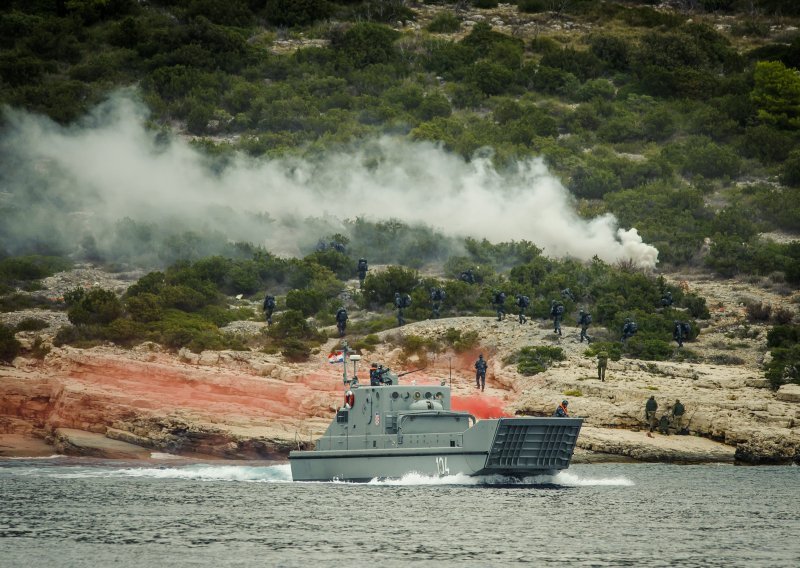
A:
365,470,633,487
36,464,295,482
3,462,631,486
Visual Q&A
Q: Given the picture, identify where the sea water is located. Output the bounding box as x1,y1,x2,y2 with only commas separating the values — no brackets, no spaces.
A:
1,458,798,567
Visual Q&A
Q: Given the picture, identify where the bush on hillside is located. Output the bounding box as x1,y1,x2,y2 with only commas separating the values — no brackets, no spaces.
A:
0,324,21,363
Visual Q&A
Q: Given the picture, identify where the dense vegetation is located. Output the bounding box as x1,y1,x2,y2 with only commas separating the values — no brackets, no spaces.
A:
41,240,712,365
2,0,800,275
0,1,798,381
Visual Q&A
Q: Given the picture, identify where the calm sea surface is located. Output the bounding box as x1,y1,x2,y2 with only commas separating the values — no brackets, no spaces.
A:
0,458,798,567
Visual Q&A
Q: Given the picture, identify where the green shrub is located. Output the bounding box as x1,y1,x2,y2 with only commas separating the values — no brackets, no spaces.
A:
126,293,164,323
362,266,419,308
426,13,461,33
280,338,312,362
14,318,49,332
417,92,452,120
441,328,480,353
0,324,21,362
584,341,622,361
331,23,400,69
505,345,565,376
0,255,71,283
682,295,710,319
625,337,674,361
263,0,330,27
268,309,324,342
286,288,326,317
518,0,548,13
67,289,124,326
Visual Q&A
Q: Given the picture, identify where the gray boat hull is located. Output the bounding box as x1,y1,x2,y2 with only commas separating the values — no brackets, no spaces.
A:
290,417,582,482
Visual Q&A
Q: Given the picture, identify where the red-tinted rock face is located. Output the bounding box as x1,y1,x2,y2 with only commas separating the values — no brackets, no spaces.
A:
0,346,346,458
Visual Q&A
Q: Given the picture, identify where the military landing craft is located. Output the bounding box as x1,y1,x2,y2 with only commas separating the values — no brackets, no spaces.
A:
289,343,582,482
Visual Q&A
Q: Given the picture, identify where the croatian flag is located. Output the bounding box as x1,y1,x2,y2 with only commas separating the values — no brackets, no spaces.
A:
328,351,344,364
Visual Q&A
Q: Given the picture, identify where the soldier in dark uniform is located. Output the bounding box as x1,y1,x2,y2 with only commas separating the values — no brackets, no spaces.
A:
661,291,673,308
553,400,569,417
369,362,380,386
430,287,445,319
551,300,564,336
263,294,276,326
395,292,411,326
330,241,346,253
672,399,686,433
515,294,530,324
673,321,689,347
561,288,576,302
621,318,637,344
493,291,506,321
335,306,348,337
474,354,487,391
577,309,592,343
460,269,475,284
645,395,658,437
357,258,368,289
658,413,671,435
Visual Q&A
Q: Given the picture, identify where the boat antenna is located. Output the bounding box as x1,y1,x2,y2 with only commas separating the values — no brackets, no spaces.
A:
448,356,452,387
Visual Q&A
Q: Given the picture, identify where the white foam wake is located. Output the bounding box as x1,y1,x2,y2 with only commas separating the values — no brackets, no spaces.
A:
6,455,66,460
365,470,633,487
48,464,294,482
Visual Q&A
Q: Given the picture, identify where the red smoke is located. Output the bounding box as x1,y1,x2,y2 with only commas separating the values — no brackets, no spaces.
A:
451,394,510,419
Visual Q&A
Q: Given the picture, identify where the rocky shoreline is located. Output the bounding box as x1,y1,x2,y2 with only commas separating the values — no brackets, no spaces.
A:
2,269,798,466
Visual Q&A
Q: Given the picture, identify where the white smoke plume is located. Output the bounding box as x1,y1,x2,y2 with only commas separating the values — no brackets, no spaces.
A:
0,94,658,268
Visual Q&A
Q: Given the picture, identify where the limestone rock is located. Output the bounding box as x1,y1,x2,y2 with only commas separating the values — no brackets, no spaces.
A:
776,384,800,403
53,428,150,459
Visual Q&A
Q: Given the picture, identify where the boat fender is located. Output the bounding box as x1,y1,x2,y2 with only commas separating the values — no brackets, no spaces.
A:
344,390,355,408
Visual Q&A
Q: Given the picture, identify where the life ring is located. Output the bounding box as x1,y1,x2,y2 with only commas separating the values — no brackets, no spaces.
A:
344,390,355,408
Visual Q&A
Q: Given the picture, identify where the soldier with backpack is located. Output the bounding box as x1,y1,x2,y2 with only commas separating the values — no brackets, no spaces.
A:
621,318,638,344
673,321,690,347
577,309,592,342
430,287,446,319
515,294,530,324
551,300,564,335
493,290,506,321
395,292,411,326
263,294,276,326
335,306,348,337
357,258,368,289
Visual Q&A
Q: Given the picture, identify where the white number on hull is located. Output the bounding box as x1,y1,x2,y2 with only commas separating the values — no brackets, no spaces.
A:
435,456,450,476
